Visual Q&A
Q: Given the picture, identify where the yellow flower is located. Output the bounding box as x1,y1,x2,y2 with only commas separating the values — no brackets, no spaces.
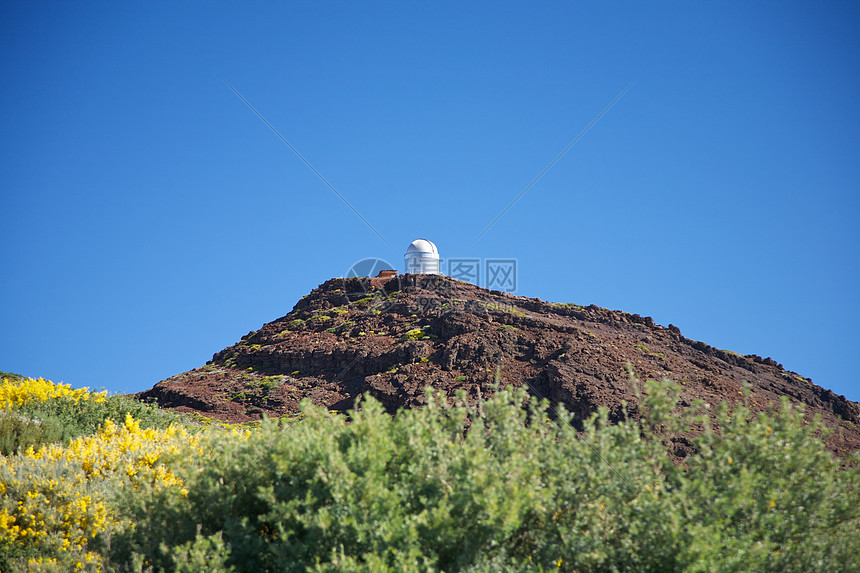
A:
3,410,199,562
0,376,106,410
0,508,13,523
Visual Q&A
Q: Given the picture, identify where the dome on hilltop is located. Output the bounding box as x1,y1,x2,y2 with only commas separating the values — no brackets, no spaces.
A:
406,239,439,255
404,238,440,274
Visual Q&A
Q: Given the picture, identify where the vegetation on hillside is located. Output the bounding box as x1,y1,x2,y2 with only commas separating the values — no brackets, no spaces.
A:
0,372,858,572
0,372,185,456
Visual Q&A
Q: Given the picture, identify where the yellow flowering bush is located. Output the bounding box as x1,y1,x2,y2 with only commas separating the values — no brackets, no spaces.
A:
23,413,196,488
1,411,198,571
1,373,188,456
0,376,106,411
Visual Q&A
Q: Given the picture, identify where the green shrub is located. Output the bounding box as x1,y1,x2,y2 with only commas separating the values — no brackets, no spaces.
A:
258,376,286,393
0,376,186,454
0,405,199,572
107,380,860,572
0,410,66,456
18,391,186,439
4,374,857,571
401,327,430,341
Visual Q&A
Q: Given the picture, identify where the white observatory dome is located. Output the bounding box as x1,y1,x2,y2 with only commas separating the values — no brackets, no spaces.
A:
404,238,440,274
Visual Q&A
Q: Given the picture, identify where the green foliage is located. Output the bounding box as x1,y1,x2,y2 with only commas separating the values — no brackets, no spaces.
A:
106,381,860,572
352,295,374,306
35,391,184,433
401,326,431,341
487,304,528,318
0,377,199,572
678,398,858,569
550,302,584,311
634,344,665,359
245,376,285,395
2,393,185,455
402,328,425,340
223,353,239,368
0,410,65,456
3,374,857,571
258,376,285,393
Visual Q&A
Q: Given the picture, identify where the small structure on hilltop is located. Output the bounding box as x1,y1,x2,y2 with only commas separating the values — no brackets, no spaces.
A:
370,269,398,288
404,239,440,274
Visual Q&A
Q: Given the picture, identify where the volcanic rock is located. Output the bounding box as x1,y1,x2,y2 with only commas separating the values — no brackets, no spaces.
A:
138,275,860,457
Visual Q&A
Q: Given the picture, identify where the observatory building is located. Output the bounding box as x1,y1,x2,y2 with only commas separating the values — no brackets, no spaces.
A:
404,239,440,274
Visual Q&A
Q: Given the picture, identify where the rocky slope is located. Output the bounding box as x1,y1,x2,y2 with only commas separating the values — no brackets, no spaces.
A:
139,274,860,457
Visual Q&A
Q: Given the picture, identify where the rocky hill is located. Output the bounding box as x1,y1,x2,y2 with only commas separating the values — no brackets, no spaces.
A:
139,274,860,457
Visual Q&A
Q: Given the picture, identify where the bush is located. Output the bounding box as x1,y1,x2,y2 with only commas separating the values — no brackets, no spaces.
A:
0,375,197,571
0,410,66,456
0,414,200,572
2,373,858,571
108,380,860,572
0,375,185,454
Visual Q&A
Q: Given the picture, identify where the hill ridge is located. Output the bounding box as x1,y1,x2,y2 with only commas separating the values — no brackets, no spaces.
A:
139,274,860,456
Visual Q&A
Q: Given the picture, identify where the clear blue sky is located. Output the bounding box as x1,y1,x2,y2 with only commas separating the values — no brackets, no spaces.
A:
2,2,858,402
